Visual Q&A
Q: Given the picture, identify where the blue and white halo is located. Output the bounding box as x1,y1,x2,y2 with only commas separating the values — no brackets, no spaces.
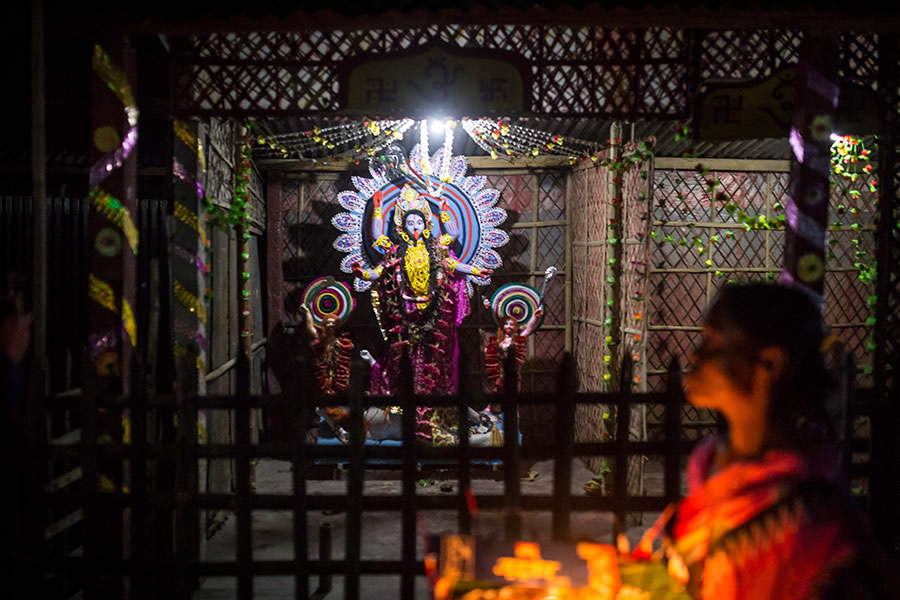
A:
332,142,509,295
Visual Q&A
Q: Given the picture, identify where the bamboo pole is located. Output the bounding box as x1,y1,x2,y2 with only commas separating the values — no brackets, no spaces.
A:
608,123,624,391
31,0,46,361
565,171,574,352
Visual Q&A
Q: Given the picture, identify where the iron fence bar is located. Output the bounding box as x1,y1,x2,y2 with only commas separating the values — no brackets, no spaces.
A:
310,524,333,599
613,352,633,542
456,346,474,535
873,33,900,553
79,355,98,598
129,353,148,599
45,491,680,513
292,357,310,600
43,557,429,576
664,357,684,505
235,351,253,600
552,353,575,541
345,358,365,600
400,350,417,600
174,354,199,599
51,438,704,462
502,350,521,540
47,390,685,410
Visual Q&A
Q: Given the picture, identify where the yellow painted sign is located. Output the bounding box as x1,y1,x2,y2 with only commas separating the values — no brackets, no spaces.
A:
341,45,528,116
696,65,879,139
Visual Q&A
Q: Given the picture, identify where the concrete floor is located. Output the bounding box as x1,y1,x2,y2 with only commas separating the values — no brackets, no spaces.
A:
193,458,662,599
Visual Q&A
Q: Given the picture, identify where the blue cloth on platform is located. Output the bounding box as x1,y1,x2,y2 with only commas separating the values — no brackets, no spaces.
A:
315,416,521,466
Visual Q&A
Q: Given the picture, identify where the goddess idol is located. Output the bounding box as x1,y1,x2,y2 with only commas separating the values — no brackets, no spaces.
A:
331,131,509,442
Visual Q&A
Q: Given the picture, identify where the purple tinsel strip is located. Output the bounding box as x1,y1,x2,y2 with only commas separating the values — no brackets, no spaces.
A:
175,316,207,350
89,127,138,187
785,197,826,249
172,244,208,277
799,58,840,107
789,126,805,164
172,158,206,199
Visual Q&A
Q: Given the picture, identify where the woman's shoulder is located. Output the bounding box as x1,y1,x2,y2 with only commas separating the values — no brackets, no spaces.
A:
685,436,721,490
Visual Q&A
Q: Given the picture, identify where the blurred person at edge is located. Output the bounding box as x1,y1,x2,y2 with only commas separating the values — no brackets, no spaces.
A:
2,290,30,425
637,283,899,599
2,290,32,580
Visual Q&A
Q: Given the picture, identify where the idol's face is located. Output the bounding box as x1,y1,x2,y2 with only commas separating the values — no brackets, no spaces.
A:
502,317,518,335
404,213,426,239
321,315,339,332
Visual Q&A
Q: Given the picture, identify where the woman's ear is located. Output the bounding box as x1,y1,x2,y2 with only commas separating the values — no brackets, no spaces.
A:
758,346,788,380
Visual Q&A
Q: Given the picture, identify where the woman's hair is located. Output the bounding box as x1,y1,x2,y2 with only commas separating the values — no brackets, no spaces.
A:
703,282,834,449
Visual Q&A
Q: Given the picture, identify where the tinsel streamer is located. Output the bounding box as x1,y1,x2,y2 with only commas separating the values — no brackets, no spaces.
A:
255,118,415,163
88,275,138,348
172,243,209,276
89,127,138,186
175,316,208,350
173,158,206,200
174,341,206,374
174,281,207,325
88,327,118,359
89,187,139,253
91,44,138,125
121,299,137,347
174,120,208,174
173,120,198,152
174,202,209,247
89,274,116,312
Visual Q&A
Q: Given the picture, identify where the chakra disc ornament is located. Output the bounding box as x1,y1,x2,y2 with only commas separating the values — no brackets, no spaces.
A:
490,283,543,328
302,277,355,326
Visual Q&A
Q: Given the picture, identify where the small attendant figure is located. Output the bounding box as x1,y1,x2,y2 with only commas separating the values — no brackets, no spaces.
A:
298,277,358,443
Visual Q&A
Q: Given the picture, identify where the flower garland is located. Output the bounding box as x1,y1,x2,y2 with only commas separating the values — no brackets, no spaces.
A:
234,124,254,338
593,138,654,388
252,119,414,164
461,118,600,162
829,133,879,374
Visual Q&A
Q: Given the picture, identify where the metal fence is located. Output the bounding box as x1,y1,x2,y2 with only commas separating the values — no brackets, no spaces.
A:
30,345,698,599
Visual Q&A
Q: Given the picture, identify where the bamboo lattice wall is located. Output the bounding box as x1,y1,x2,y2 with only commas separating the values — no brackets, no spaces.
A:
646,163,879,435
570,143,653,489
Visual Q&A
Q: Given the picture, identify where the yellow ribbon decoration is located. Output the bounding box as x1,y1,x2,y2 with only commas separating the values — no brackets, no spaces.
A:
89,187,139,254
174,341,206,374
92,45,138,126
173,120,207,173
174,202,208,247
88,274,138,348
174,281,207,325
89,274,116,312
122,299,137,347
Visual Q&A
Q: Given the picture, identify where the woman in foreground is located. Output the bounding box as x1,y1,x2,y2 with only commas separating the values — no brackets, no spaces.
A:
653,283,897,599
